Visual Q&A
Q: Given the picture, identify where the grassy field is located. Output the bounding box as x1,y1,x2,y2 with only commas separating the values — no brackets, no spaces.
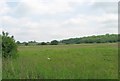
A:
2,43,118,79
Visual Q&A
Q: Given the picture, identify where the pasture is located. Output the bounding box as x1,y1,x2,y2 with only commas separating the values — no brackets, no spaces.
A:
2,43,118,79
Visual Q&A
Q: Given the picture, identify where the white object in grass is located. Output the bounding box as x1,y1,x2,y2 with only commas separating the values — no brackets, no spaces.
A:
47,57,51,60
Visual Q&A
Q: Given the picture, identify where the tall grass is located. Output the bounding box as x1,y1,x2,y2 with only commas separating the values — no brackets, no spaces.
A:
2,43,118,79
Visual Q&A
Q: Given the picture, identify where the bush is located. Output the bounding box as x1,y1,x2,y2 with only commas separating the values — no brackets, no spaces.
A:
24,42,28,46
50,40,59,45
41,42,47,45
16,41,21,44
2,31,18,58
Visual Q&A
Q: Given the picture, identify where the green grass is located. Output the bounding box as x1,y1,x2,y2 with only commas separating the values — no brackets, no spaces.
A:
2,43,118,79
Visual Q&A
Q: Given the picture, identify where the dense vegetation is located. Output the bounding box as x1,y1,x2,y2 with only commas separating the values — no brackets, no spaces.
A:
2,31,17,58
50,40,59,45
61,34,120,44
17,34,120,46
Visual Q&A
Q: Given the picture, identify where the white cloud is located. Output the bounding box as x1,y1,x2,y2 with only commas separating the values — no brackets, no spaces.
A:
17,0,119,15
61,13,118,36
0,15,62,41
0,0,11,15
0,0,118,16
63,15,90,27
63,13,117,25
0,0,118,41
18,0,72,15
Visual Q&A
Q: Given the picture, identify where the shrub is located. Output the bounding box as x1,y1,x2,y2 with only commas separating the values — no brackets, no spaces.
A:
41,42,47,45
2,31,18,58
16,41,21,44
24,42,28,46
50,40,59,45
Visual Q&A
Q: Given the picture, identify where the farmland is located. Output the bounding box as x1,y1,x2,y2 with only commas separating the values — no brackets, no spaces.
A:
2,43,118,79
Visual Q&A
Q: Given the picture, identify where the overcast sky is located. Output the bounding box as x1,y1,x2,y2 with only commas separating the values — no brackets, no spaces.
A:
0,0,118,42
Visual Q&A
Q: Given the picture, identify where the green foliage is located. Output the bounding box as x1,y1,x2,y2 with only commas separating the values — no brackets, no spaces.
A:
24,42,28,46
16,41,21,44
28,40,36,43
16,34,120,46
50,40,58,45
2,31,18,58
40,42,47,45
61,34,119,44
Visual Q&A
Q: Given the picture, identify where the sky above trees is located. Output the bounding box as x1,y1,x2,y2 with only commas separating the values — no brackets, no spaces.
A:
0,0,118,42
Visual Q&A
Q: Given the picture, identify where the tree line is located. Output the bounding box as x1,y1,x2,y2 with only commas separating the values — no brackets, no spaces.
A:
16,40,59,46
16,33,120,46
61,34,120,44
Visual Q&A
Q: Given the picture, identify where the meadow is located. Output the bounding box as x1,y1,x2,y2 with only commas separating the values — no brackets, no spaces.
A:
2,43,118,79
